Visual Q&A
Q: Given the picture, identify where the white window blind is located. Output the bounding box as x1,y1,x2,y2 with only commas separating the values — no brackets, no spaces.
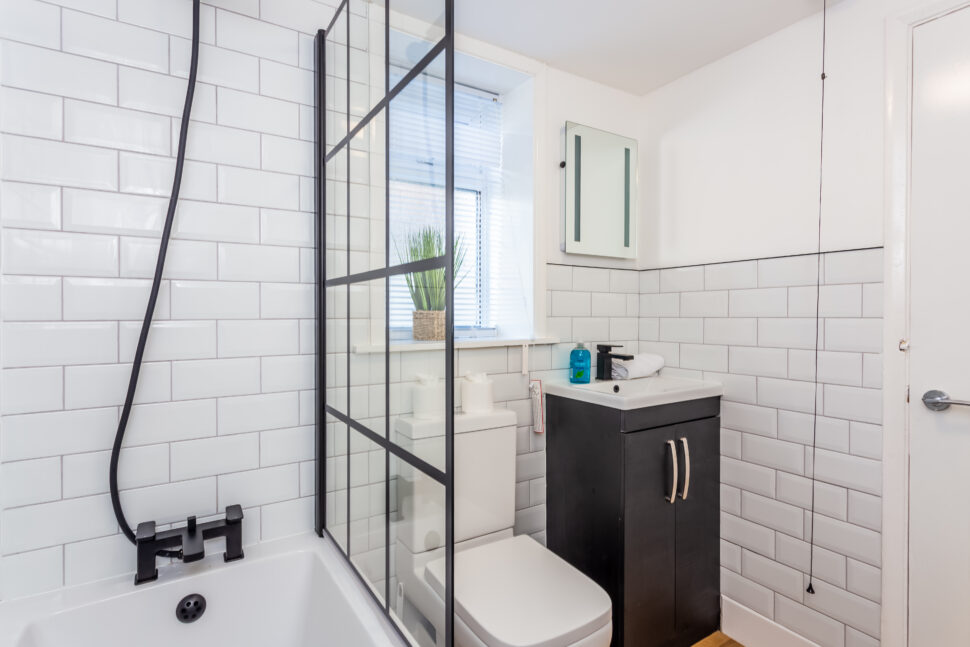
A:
388,70,503,333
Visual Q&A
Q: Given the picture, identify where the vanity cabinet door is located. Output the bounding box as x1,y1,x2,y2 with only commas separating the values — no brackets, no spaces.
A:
673,417,720,637
622,427,677,646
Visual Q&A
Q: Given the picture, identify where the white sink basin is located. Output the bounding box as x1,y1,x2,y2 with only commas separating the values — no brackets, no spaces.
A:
544,375,723,411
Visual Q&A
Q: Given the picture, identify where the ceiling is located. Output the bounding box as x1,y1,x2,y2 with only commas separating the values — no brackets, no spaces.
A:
397,0,829,96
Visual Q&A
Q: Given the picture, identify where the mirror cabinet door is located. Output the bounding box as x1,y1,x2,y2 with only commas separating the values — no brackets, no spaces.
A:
564,121,638,259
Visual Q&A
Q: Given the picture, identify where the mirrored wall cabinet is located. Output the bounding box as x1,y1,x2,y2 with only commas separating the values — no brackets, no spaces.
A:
563,122,638,259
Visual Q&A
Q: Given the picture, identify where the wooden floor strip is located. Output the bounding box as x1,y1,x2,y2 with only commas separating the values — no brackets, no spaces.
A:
692,631,745,647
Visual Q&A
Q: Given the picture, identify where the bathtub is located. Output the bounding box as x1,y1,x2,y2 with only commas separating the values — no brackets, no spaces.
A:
0,533,408,647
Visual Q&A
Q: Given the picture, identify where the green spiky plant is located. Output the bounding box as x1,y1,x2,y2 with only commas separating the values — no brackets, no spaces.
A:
398,226,466,312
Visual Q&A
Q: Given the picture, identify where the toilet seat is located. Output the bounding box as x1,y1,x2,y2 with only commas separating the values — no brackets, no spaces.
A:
424,535,612,647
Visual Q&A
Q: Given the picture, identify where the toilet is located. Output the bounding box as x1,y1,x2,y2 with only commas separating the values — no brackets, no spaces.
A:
394,410,612,647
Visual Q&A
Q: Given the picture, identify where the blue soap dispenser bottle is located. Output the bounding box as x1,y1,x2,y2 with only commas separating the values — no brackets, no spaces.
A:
569,341,591,384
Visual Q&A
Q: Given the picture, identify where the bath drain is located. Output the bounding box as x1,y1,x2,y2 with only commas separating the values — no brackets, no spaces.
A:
176,593,206,623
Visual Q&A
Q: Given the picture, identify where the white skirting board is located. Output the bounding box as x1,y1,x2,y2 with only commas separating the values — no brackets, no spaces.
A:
721,596,821,647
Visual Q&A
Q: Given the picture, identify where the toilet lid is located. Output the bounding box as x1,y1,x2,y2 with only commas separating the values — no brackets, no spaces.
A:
424,535,612,647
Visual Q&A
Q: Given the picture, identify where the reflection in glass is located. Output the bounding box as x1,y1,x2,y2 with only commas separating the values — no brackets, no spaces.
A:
390,455,446,645
325,285,348,414
325,9,348,154
389,0,445,82
349,429,387,603
388,52,446,261
349,279,386,435
326,146,348,281
390,347,447,474
349,0,387,125
326,421,348,554
349,110,387,273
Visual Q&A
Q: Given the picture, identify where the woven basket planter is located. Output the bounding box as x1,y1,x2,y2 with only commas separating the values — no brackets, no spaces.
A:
412,310,446,341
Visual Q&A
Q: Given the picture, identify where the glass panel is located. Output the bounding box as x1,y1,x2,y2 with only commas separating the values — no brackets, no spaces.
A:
349,428,387,604
349,278,386,436
325,8,348,154
349,109,387,274
322,0,452,642
325,284,348,414
390,458,446,645
326,147,348,280
390,346,447,474
388,51,446,264
349,0,387,125
389,0,444,83
325,421,349,554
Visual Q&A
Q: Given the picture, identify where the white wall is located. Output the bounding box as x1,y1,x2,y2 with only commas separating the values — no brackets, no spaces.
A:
450,31,647,345
540,68,643,271
639,0,892,268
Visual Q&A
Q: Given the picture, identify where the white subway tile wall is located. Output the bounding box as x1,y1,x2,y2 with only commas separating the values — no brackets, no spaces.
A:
640,251,884,647
0,0,333,600
546,265,642,356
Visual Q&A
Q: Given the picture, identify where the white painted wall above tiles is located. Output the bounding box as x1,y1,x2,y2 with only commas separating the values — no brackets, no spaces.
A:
638,0,937,269
0,0,333,601
539,68,644,271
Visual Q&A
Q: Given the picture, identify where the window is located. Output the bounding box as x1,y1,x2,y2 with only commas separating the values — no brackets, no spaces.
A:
388,74,504,336
387,60,535,342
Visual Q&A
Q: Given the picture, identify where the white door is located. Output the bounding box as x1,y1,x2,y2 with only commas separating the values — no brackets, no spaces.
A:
909,5,970,645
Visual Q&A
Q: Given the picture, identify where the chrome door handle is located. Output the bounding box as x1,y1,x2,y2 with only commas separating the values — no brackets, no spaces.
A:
666,440,678,504
922,389,970,411
679,437,690,500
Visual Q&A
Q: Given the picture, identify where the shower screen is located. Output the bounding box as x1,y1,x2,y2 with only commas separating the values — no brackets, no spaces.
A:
316,1,456,645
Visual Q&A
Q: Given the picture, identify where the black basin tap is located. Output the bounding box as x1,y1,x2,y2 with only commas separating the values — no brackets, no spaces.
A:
134,504,245,584
595,344,634,381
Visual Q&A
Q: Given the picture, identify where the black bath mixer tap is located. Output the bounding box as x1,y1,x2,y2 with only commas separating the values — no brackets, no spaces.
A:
134,504,245,584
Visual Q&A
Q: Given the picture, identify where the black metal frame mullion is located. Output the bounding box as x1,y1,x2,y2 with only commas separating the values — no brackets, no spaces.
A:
344,4,351,557
324,255,447,287
314,27,326,537
444,0,456,644
326,405,447,484
383,0,391,615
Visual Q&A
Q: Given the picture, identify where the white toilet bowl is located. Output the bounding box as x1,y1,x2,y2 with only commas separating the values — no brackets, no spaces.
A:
393,409,613,647
423,535,612,647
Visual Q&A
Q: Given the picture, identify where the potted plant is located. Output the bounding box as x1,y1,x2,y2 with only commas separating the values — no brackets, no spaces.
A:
399,227,466,341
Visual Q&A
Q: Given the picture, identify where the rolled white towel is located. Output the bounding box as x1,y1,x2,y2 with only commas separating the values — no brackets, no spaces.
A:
612,353,664,380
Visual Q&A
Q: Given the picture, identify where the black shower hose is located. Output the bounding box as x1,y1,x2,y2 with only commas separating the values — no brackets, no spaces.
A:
110,0,201,557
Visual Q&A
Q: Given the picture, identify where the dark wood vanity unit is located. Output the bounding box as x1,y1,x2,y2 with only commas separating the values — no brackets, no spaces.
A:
546,393,721,647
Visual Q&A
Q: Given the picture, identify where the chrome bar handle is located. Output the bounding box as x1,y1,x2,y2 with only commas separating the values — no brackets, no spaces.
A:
679,437,691,500
666,440,678,504
922,389,970,411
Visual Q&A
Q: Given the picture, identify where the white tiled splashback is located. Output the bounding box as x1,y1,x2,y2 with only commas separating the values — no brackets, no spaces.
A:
0,0,335,600
539,250,884,647
502,249,885,647
643,249,885,647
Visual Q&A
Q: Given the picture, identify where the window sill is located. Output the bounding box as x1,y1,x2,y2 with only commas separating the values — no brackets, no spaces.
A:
351,337,560,354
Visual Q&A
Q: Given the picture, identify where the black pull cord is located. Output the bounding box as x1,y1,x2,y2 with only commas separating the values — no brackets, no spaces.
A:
806,0,828,596
109,0,201,556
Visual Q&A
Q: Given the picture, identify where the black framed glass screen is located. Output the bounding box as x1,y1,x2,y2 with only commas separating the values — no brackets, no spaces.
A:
316,1,455,645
